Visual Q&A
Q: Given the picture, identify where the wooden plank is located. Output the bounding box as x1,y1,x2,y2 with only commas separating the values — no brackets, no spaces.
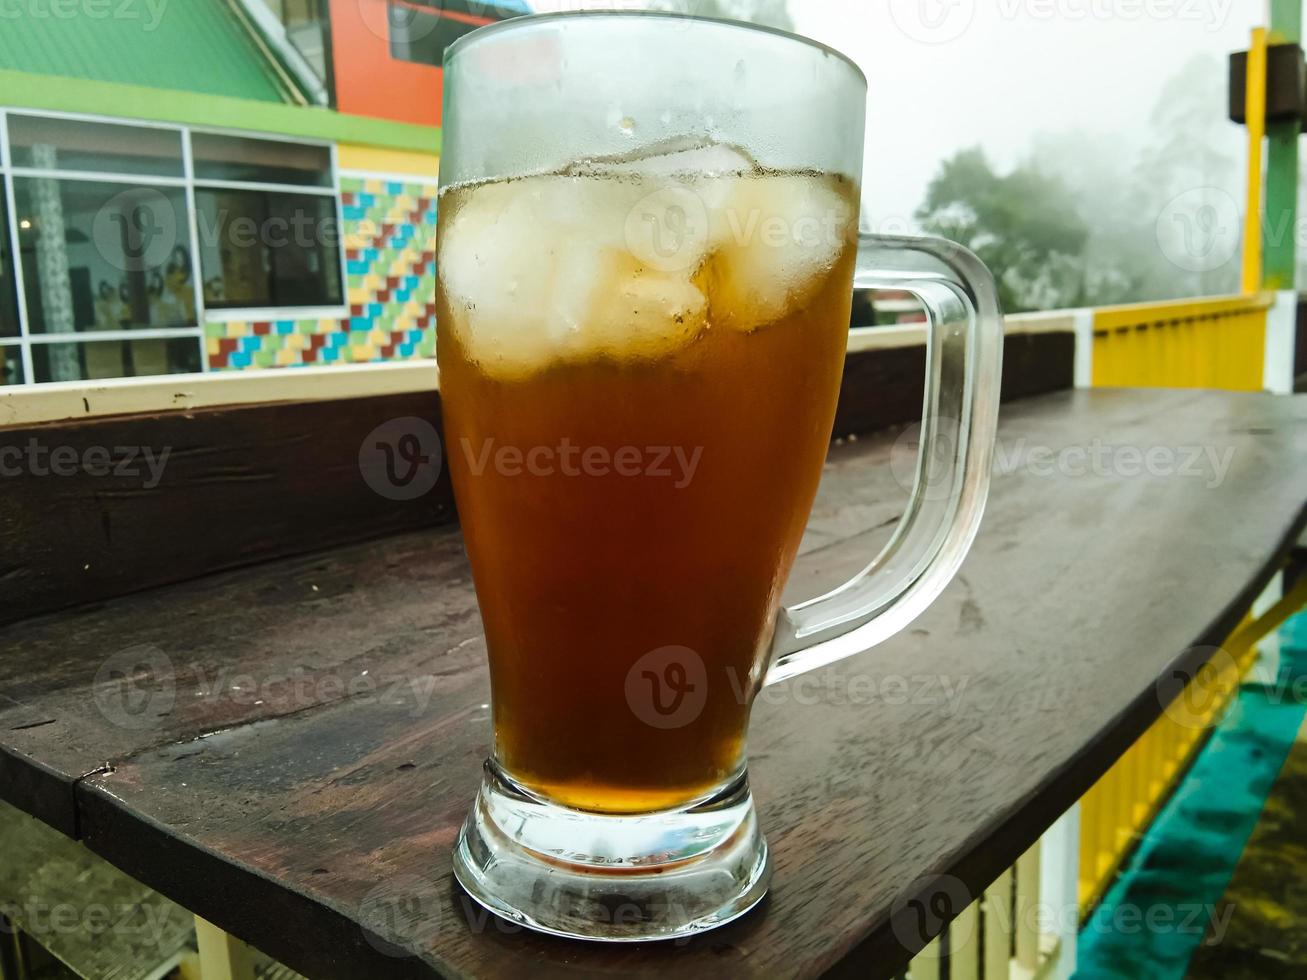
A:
1,317,1070,430
950,902,981,980
1,336,1074,627
0,389,1304,980
846,313,1075,354
0,391,455,628
832,330,1073,439
907,938,941,980
194,917,256,980
1014,843,1042,972
983,869,1014,980
0,529,479,833
0,361,439,428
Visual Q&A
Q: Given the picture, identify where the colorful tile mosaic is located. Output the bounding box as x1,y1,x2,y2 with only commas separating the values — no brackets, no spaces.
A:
205,174,438,370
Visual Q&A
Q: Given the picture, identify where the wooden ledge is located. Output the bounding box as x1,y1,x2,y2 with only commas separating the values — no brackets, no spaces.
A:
2,317,1071,428
2,389,1304,979
1,331,1073,624
0,361,441,429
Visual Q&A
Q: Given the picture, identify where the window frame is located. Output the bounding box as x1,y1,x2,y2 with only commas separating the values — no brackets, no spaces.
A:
0,153,22,351
0,106,350,388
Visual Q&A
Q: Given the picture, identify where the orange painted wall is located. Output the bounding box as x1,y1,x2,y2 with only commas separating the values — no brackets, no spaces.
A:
329,0,443,127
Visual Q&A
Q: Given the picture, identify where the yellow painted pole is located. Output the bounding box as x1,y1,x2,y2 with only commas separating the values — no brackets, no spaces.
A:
1014,843,1042,971
1242,27,1268,294
1226,575,1307,653
983,869,1014,979
194,917,256,980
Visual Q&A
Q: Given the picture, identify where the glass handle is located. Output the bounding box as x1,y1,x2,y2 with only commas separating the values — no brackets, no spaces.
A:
765,234,1004,684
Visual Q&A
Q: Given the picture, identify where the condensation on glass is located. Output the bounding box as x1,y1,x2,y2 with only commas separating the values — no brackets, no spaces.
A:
440,10,1004,944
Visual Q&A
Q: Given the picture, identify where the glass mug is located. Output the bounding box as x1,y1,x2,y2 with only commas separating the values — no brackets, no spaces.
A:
438,11,1002,942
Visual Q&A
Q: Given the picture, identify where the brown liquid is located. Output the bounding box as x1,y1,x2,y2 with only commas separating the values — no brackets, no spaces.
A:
437,168,856,812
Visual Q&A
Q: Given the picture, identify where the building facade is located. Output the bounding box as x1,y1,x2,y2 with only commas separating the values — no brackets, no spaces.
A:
0,0,525,387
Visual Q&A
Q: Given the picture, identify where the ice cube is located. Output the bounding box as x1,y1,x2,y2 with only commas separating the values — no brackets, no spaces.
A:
439,172,709,379
580,137,757,275
438,178,559,376
704,173,857,331
621,181,714,275
565,135,759,180
583,264,707,360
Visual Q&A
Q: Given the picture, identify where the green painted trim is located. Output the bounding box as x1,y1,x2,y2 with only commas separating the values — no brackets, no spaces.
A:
1264,0,1301,289
0,70,441,155
1264,128,1298,289
1269,0,1303,42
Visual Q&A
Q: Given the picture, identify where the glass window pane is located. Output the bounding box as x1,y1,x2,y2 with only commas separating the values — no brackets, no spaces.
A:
192,133,332,187
196,188,343,310
1,192,19,338
267,193,342,306
390,1,525,67
31,337,200,383
197,189,271,308
8,115,184,178
12,178,195,334
1,346,24,385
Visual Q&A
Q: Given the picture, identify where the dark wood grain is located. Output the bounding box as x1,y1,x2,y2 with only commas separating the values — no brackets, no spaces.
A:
1,333,1074,626
832,330,1073,438
0,391,454,628
3,389,1305,980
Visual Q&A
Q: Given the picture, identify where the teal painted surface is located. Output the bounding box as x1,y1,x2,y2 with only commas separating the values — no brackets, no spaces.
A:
1265,0,1303,288
0,3,288,103
1074,606,1307,979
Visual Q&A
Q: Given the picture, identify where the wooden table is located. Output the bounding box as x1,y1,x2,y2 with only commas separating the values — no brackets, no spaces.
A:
2,389,1305,979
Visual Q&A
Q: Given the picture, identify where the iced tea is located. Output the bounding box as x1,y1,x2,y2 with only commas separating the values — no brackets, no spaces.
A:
437,143,858,812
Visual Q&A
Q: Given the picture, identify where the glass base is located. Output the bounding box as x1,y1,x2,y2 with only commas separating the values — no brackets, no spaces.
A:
452,760,771,942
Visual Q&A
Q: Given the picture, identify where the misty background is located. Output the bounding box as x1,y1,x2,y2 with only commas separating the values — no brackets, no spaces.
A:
528,0,1277,312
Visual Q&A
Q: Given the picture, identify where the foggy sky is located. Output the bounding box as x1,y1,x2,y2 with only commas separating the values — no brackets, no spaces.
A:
528,0,1261,229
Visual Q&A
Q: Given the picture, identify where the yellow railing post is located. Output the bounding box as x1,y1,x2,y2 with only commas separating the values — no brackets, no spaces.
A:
1242,27,1268,293
193,917,256,980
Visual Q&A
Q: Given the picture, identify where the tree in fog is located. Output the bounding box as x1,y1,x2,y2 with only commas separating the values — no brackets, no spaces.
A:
915,147,1089,313
1026,130,1166,306
1136,53,1240,297
916,53,1242,311
1139,54,1237,204
1025,58,1239,305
